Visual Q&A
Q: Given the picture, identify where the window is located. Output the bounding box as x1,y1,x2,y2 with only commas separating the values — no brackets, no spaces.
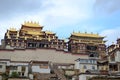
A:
86,60,88,63
87,46,97,50
92,66,95,70
80,59,83,63
10,66,17,70
40,64,48,69
22,66,26,72
101,67,104,70
90,60,92,63
83,65,87,69
89,53,94,57
93,60,96,64
89,52,98,57
28,43,33,47
0,65,2,68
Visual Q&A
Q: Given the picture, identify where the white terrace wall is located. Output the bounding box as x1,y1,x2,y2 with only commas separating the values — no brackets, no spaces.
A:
0,49,89,64
0,62,6,73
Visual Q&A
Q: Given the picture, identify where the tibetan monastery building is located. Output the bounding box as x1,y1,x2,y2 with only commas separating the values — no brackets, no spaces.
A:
3,21,66,50
0,21,107,62
68,32,106,59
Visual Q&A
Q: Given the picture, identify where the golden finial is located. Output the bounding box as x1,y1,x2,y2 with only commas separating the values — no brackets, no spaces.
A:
27,21,29,23
34,21,36,24
9,27,16,31
37,21,39,24
31,21,33,23
23,21,40,27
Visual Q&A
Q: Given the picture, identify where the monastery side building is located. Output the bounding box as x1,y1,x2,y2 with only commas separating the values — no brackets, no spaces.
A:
3,21,66,50
107,38,120,75
68,32,109,76
68,32,106,59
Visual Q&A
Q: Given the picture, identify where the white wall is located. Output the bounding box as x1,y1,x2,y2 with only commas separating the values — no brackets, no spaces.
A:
29,74,33,80
79,64,97,70
0,49,89,64
32,66,50,73
0,76,2,80
75,61,97,72
10,62,28,66
79,74,97,80
75,61,79,69
0,61,10,66
0,62,6,73
115,51,120,62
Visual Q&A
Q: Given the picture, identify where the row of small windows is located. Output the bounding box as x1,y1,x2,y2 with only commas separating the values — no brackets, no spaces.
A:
71,45,104,51
79,59,97,64
83,65,95,70
0,65,2,68
72,46,86,50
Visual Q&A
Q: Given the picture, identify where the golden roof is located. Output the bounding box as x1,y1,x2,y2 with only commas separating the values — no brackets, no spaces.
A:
27,31,44,35
9,27,17,31
71,32,104,38
23,21,42,27
45,31,55,35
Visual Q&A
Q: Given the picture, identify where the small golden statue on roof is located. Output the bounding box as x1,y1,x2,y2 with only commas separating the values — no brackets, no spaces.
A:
23,21,40,27
9,27,16,31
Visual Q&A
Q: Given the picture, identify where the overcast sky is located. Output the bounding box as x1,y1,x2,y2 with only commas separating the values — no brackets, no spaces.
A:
0,0,120,45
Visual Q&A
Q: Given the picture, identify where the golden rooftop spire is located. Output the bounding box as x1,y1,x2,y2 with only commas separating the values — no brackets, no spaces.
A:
45,30,55,34
72,32,104,38
23,21,41,27
9,27,16,31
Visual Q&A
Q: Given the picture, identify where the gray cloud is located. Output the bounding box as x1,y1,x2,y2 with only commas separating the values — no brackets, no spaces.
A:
94,0,120,14
0,0,54,19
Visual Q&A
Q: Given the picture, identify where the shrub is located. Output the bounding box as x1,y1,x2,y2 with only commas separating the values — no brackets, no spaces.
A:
10,72,19,78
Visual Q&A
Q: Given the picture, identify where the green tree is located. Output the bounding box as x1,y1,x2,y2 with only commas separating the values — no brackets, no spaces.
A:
10,72,19,78
2,72,9,80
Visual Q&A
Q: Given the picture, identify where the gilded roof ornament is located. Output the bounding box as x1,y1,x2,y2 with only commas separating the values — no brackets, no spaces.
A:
23,21,41,27
9,27,17,31
31,21,33,23
72,32,104,38
45,30,55,34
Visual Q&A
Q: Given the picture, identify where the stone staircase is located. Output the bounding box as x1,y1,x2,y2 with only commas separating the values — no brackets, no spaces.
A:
33,63,67,80
50,63,67,80
53,69,67,80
